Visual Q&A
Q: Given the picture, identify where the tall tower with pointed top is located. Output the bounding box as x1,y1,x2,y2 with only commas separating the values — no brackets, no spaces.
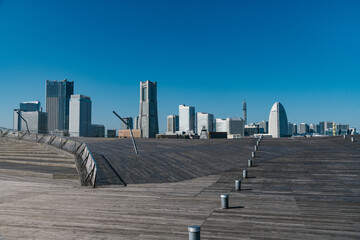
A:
243,100,247,125
139,80,159,138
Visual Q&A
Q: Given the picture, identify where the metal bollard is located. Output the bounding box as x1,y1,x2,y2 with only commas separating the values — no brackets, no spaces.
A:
243,169,247,178
248,159,252,167
343,135,346,139
254,145,258,151
188,225,201,240
252,152,255,158
221,194,229,209
351,137,354,142
235,179,241,191
256,140,260,146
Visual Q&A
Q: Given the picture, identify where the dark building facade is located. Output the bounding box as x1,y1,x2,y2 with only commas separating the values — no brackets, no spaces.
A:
46,79,74,132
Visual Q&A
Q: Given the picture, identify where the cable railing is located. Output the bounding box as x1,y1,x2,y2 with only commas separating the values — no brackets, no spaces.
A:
0,128,97,187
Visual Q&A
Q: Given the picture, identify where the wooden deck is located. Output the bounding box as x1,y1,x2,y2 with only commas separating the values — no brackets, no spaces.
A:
0,136,359,239
78,137,303,185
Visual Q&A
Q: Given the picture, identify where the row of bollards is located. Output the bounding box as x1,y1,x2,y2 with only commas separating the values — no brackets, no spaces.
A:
187,137,261,239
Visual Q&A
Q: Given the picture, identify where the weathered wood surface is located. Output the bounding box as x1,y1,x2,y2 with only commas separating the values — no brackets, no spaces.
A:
0,138,78,179
78,137,302,185
0,136,359,239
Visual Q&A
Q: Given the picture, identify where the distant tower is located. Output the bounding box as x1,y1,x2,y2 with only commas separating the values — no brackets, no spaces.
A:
139,80,159,138
46,79,74,132
243,100,247,125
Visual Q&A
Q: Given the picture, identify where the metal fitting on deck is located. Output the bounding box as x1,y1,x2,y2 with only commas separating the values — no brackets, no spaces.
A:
235,180,241,191
243,169,248,178
188,225,201,240
221,194,229,209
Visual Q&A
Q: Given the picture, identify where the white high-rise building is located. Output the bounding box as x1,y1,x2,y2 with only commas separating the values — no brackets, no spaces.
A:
268,102,289,138
227,118,244,135
215,118,244,137
196,112,214,134
69,95,92,137
179,105,195,133
216,118,227,132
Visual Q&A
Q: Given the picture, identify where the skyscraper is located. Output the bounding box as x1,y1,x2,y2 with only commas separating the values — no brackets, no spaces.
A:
243,100,247,125
179,105,195,133
69,95,92,137
139,80,159,138
167,115,179,133
46,79,74,132
196,112,214,134
216,118,227,132
268,102,289,138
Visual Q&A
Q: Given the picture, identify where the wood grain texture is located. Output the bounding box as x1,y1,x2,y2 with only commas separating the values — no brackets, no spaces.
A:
0,136,359,239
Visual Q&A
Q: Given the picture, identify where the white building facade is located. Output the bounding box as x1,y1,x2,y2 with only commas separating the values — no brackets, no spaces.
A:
69,95,92,137
268,102,289,138
215,117,244,137
179,105,195,133
196,112,214,134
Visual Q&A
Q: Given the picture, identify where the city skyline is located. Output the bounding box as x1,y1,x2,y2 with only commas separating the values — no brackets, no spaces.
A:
0,1,359,132
2,78,358,135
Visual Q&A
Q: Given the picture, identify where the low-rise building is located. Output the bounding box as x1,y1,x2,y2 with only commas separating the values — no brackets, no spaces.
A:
118,129,141,138
91,124,105,137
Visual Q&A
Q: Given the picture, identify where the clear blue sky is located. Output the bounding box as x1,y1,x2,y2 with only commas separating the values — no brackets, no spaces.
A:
1,0,359,132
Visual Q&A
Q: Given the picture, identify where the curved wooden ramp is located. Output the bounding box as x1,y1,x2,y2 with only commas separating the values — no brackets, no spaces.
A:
0,138,79,180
